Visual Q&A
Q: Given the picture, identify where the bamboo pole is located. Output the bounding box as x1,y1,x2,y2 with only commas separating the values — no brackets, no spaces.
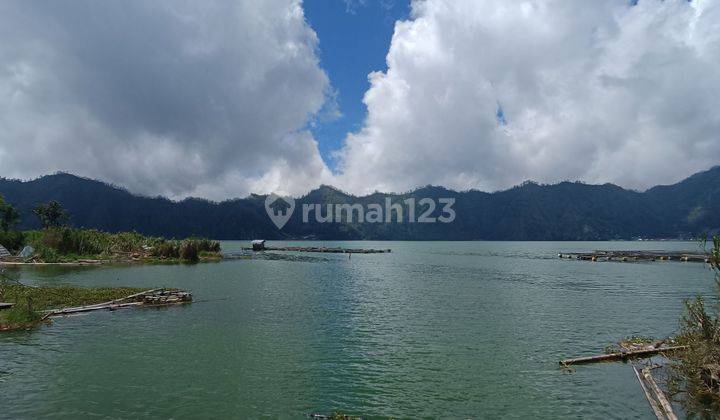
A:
44,288,187,317
633,365,666,420
105,288,164,305
642,366,678,420
48,301,144,316
560,346,686,366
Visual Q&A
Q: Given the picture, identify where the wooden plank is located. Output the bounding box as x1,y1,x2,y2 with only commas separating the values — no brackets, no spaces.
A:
44,288,190,317
642,366,678,420
560,346,686,366
633,365,666,420
48,301,143,316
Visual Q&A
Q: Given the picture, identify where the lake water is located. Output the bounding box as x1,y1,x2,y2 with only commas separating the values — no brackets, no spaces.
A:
0,241,715,419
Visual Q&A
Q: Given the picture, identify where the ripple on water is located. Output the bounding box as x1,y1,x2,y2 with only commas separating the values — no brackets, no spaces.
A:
0,240,709,418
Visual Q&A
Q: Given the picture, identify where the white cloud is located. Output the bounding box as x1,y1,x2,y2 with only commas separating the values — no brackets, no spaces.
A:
335,0,720,194
2,0,718,200
0,0,332,200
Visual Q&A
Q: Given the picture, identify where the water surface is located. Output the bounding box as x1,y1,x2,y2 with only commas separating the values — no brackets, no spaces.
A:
1,241,713,418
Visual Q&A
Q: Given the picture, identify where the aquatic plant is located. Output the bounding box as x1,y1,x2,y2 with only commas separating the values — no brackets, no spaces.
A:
2,283,145,311
0,283,148,331
670,235,720,414
2,298,42,325
604,335,657,354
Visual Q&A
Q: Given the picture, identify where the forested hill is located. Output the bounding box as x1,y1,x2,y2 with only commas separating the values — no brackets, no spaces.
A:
1,167,719,240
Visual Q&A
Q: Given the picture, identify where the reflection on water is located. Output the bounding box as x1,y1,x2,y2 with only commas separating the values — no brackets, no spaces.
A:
0,241,713,418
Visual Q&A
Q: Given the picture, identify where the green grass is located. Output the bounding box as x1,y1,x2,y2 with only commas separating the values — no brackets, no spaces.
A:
17,228,221,263
0,283,146,331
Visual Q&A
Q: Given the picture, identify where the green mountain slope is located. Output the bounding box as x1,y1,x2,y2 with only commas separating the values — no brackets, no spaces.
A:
1,168,718,240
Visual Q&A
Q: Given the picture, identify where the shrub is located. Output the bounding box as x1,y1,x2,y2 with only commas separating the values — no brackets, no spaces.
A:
197,238,221,253
21,228,219,263
3,298,42,325
670,236,720,413
0,230,25,253
179,240,199,263
152,241,180,259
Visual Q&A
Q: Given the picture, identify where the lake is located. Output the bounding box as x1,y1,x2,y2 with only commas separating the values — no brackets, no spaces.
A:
0,241,714,418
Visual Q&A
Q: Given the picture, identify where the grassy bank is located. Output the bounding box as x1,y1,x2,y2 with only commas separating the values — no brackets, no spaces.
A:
0,283,146,331
2,228,221,264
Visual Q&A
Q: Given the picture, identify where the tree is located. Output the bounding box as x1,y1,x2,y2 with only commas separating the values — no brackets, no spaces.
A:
33,201,69,228
0,195,20,232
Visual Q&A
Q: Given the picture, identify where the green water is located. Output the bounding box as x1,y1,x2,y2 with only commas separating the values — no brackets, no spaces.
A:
0,241,714,418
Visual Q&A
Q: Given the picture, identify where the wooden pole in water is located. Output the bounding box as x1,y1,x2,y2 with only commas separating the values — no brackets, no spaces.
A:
560,346,686,366
633,365,666,420
642,366,678,420
106,288,164,305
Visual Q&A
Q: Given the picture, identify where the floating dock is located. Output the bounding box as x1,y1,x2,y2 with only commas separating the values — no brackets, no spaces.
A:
243,240,390,254
243,245,391,254
558,250,710,263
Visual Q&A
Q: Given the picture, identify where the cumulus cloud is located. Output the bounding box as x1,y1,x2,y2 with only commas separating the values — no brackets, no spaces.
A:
2,0,719,200
0,0,333,199
335,0,720,194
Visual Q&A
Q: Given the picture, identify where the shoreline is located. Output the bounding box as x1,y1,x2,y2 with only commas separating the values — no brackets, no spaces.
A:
0,257,221,267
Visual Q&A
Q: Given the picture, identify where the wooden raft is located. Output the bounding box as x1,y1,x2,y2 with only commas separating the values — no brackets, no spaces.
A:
558,250,709,263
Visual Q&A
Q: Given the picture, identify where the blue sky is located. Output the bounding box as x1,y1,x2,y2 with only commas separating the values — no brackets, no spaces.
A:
303,0,410,170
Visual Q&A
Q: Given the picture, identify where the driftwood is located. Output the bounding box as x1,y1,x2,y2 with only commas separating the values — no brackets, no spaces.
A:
45,288,191,317
642,365,677,420
560,346,686,366
48,301,143,316
104,288,164,305
634,365,666,420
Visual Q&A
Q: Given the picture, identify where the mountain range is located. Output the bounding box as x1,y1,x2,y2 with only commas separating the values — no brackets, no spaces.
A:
1,167,719,240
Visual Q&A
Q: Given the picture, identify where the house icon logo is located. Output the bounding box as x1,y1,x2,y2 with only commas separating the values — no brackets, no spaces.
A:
264,193,295,230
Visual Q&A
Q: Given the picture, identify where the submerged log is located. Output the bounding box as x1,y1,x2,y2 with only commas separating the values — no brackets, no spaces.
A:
560,345,686,366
